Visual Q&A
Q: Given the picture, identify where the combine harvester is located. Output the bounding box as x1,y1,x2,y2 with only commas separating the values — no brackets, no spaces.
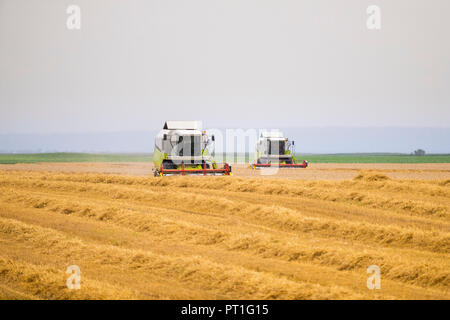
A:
252,131,308,169
153,121,232,176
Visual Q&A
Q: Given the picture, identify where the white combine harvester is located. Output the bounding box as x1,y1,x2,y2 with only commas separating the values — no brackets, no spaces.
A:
152,121,231,176
252,131,308,169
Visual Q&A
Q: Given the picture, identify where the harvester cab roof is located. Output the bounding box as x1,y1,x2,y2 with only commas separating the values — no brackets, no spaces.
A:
163,121,202,130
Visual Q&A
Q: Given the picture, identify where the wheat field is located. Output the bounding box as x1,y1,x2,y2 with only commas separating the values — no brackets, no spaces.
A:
0,167,448,299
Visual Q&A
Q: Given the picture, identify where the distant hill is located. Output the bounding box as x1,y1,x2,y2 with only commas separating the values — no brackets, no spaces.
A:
0,127,449,154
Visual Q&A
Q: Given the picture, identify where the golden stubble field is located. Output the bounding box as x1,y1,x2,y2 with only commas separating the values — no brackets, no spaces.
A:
0,163,449,299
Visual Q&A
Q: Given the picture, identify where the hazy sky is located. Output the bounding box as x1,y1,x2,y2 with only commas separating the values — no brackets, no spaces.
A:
1,0,449,134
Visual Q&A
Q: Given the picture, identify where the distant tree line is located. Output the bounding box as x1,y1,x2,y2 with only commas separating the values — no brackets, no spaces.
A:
412,149,426,156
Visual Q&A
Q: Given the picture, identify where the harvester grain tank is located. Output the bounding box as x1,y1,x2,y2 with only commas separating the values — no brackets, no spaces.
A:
252,131,308,169
153,121,231,176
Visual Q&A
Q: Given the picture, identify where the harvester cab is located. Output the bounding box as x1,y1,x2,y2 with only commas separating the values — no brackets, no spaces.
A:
253,131,308,169
153,121,231,176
